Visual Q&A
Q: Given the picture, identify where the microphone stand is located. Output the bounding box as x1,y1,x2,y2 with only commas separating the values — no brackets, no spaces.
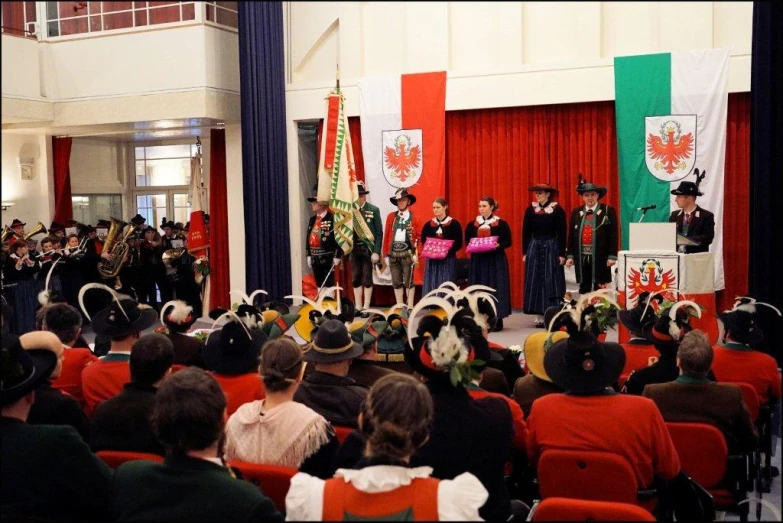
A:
637,208,652,223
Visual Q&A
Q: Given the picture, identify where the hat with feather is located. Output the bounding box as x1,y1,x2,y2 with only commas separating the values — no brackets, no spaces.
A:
203,310,267,375
543,293,579,332
575,173,607,199
349,316,390,350
285,288,355,342
717,296,781,346
260,309,300,339
671,168,706,197
160,300,198,332
37,258,66,309
78,283,157,337
643,299,702,351
618,291,664,338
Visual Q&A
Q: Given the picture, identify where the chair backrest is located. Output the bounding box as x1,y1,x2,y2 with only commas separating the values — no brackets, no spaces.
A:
210,372,265,416
531,497,656,521
665,422,728,489
537,449,639,504
333,425,354,444
96,450,164,469
728,381,760,422
228,460,297,511
170,364,186,374
621,345,658,378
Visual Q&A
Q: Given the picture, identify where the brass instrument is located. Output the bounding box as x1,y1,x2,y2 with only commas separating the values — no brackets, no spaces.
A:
162,247,185,269
97,217,135,279
1,226,15,243
23,222,47,241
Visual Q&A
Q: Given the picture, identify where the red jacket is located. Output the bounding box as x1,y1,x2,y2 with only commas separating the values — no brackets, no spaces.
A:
81,354,131,417
468,387,528,452
52,347,98,406
712,344,782,404
322,475,439,521
210,372,266,416
527,393,680,488
382,211,423,257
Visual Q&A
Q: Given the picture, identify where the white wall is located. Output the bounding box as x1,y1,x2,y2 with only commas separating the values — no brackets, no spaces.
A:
224,124,245,294
70,139,128,194
1,133,54,230
1,35,43,100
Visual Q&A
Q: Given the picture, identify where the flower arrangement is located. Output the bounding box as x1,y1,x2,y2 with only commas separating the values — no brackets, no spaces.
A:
194,256,210,284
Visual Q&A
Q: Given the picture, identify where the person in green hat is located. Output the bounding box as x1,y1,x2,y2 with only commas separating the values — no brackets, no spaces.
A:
565,174,618,295
351,182,383,316
347,317,394,388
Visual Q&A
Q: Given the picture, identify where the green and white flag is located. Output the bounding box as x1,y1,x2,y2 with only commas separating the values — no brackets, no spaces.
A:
614,48,729,290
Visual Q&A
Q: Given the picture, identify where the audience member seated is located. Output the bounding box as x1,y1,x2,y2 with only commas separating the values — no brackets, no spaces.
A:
513,331,568,418
472,296,525,392
294,319,369,428
203,315,267,416
111,368,283,522
42,303,98,405
91,333,174,455
224,337,339,478
81,286,158,415
160,300,206,367
527,322,681,493
624,300,714,395
1,336,112,521
347,317,397,387
404,302,515,522
617,292,659,381
23,331,91,442
712,302,782,405
644,330,758,455
287,374,489,521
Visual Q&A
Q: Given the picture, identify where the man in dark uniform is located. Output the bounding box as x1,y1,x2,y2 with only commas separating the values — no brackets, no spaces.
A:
306,193,342,289
351,181,383,315
565,176,618,295
669,169,715,254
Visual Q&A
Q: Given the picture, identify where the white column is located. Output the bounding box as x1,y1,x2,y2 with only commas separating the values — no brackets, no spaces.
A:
224,123,246,294
286,118,303,299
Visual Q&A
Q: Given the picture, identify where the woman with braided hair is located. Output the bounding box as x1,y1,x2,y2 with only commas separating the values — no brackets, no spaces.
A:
223,337,339,479
286,374,488,521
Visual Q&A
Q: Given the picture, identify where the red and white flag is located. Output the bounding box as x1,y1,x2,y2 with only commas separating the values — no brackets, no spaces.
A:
359,71,446,284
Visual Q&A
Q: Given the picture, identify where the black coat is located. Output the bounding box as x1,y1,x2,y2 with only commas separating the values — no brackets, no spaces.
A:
27,381,91,443
566,204,618,285
91,382,165,455
111,454,283,522
522,203,567,256
306,212,341,261
166,332,207,367
669,205,715,254
1,417,113,521
293,371,367,428
346,359,397,388
411,380,514,522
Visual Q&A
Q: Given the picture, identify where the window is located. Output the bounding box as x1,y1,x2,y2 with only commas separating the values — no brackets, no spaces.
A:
44,1,196,38
135,144,196,187
71,194,123,225
205,1,237,29
1,2,37,38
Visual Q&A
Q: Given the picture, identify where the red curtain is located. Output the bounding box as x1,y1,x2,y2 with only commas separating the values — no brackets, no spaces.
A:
209,128,230,310
52,137,73,224
717,93,751,312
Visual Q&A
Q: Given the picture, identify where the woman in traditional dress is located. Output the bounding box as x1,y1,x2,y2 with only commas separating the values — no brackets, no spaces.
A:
522,183,567,327
4,239,41,334
420,198,463,295
464,196,512,331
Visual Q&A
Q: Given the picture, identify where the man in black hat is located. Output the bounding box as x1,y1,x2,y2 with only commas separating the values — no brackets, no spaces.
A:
159,219,181,304
1,336,113,521
383,188,423,309
48,221,67,248
293,319,367,428
306,193,342,289
565,175,618,295
9,218,26,239
351,181,383,315
130,213,146,227
669,169,715,254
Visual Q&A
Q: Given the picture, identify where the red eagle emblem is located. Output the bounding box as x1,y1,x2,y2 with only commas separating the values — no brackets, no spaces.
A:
647,123,694,175
627,259,677,304
384,135,421,182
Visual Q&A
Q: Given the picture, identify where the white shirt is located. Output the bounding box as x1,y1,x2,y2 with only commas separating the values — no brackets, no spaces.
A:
585,205,598,213
285,466,488,521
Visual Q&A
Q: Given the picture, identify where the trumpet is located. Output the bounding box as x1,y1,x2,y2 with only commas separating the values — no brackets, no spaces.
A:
1,226,15,243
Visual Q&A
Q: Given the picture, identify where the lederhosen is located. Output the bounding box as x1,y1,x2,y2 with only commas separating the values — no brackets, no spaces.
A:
389,212,415,290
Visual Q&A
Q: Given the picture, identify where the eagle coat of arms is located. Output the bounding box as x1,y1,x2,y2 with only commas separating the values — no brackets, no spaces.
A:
382,129,423,188
645,115,697,182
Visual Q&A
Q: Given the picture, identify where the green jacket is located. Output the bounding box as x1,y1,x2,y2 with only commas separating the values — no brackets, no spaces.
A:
1,416,113,521
112,454,283,522
357,202,384,254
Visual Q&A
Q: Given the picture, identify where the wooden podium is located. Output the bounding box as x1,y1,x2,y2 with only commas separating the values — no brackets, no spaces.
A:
616,223,719,343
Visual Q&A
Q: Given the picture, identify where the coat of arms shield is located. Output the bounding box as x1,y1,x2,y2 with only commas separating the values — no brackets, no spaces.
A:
645,115,697,182
382,129,423,188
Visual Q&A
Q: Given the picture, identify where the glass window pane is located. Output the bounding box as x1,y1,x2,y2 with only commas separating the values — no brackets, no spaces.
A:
103,2,132,13
143,144,192,160
89,15,101,32
134,9,147,26
181,2,194,21
148,5,181,25
104,12,133,30
146,158,190,186
206,4,214,22
135,147,145,160
47,20,59,37
173,193,188,206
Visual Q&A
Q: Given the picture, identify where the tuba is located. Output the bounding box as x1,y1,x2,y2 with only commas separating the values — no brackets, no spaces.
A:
97,217,135,279
23,222,47,249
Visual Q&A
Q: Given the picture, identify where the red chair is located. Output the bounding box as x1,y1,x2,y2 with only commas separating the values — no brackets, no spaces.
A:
665,422,750,520
96,450,164,469
228,461,297,511
333,425,354,444
733,382,761,422
619,345,658,388
530,497,656,521
536,449,656,511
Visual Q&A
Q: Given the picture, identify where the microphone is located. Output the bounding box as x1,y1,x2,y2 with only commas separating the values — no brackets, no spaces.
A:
636,204,657,211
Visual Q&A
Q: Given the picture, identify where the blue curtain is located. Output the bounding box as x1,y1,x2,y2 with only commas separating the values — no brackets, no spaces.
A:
238,1,291,299
750,2,782,362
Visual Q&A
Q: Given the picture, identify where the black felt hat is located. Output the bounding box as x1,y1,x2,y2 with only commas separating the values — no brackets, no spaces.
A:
717,309,763,346
528,183,559,193
544,331,625,394
304,319,363,364
130,214,147,225
91,298,158,338
390,188,417,206
671,168,706,197
203,320,267,375
575,173,607,199
1,339,57,407
618,292,660,337
357,181,370,195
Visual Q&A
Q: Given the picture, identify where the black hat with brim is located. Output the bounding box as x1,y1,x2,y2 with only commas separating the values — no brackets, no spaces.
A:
717,310,763,345
619,307,653,338
1,340,57,406
304,319,363,364
203,321,267,375
390,189,417,206
162,221,176,230
544,331,625,394
357,181,370,195
642,316,692,351
576,183,608,199
529,183,559,193
91,299,158,338
130,214,147,225
671,181,703,197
